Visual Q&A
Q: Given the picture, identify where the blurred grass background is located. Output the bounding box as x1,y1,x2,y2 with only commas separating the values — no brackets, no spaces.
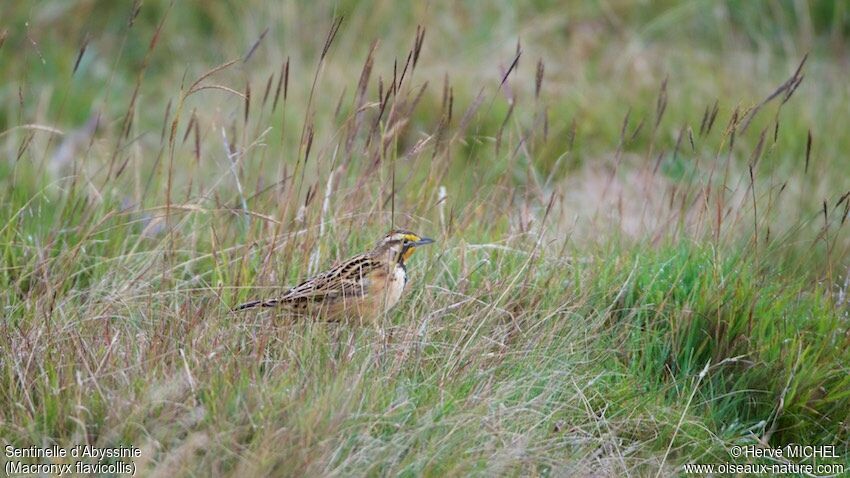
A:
2,1,850,476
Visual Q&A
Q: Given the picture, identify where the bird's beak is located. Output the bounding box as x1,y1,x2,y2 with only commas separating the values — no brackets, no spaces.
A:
413,237,435,247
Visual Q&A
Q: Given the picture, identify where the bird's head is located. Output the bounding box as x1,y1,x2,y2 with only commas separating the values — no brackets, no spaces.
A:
375,229,435,265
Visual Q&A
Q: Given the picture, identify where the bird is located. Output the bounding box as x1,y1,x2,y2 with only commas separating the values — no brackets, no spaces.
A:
233,229,434,323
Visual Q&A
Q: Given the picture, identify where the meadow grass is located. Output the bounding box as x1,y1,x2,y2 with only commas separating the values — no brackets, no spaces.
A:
2,1,850,476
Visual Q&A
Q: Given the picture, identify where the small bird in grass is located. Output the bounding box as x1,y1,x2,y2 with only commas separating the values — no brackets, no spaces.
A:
233,229,435,323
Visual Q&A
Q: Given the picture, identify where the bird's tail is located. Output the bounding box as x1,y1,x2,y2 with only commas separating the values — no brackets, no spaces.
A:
232,298,281,311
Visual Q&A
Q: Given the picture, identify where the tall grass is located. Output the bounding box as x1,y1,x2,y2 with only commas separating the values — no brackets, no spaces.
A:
1,1,849,476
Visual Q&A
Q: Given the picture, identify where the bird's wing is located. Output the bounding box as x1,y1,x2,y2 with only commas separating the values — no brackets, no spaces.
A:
232,255,389,312
276,256,384,306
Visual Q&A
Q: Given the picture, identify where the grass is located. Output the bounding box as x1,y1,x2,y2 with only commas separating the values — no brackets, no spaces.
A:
2,1,850,476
